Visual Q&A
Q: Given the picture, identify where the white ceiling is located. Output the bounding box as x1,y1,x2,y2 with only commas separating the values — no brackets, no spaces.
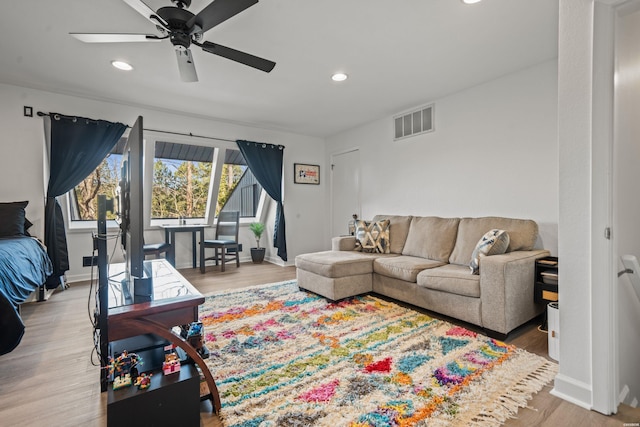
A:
0,0,558,138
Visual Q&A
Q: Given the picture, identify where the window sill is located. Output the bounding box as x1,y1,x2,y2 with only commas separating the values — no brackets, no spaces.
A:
67,220,120,233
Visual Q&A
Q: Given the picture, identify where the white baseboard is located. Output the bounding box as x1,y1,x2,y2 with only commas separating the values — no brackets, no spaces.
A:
66,272,94,284
264,255,294,267
550,373,593,410
66,256,294,284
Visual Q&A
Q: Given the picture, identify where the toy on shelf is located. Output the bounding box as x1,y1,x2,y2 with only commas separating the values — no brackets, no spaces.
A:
112,374,132,390
163,352,181,375
134,373,152,390
187,321,204,352
163,344,181,375
108,350,142,390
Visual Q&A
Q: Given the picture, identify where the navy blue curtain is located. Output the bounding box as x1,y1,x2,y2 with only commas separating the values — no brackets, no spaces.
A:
236,140,287,261
45,114,126,283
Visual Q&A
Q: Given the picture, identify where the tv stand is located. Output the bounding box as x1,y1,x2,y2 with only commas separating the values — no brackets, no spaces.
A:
99,259,221,412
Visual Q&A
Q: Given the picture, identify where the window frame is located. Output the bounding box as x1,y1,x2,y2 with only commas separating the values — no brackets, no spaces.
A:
64,130,266,231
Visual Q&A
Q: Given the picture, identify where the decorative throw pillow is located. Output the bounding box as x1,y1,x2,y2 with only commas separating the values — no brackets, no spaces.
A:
469,229,510,275
0,201,28,237
355,219,390,254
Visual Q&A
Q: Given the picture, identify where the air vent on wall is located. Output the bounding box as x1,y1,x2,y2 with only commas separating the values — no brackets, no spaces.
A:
393,103,434,141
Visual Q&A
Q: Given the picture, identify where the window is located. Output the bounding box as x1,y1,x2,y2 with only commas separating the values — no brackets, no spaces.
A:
67,137,264,226
217,149,263,218
68,139,124,222
152,141,213,220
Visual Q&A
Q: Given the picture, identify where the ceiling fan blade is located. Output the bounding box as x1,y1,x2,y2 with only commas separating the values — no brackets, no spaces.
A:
70,33,162,43
175,47,198,82
122,0,168,27
200,41,275,73
187,0,258,34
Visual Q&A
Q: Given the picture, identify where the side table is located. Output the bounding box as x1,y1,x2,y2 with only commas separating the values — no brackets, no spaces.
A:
161,224,206,270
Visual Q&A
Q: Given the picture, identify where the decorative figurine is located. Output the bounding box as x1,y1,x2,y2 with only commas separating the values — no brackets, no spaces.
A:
108,350,142,390
112,374,132,390
187,321,204,351
134,373,152,390
163,352,181,375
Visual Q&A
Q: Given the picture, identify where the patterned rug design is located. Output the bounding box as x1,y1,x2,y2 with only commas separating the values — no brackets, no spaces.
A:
200,281,557,426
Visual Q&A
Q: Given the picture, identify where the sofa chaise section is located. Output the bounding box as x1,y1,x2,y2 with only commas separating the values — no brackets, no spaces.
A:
295,250,391,300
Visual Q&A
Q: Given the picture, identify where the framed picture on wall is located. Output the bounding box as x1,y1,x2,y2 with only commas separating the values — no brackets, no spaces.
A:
294,163,320,185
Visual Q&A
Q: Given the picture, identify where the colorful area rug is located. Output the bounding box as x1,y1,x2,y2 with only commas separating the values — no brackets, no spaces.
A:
200,281,557,427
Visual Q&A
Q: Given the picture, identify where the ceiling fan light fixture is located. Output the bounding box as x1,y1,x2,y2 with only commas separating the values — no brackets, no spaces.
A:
331,72,348,82
73,0,276,79
462,0,482,4
111,60,133,71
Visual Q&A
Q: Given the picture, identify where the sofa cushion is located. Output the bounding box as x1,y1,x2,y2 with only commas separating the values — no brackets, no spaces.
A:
295,250,377,278
417,264,481,298
355,219,390,253
469,229,510,274
372,215,413,254
402,216,460,263
374,256,445,283
449,217,538,266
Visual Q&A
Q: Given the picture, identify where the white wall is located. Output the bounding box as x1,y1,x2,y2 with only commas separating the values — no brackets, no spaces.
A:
325,60,559,253
0,83,325,281
555,0,596,409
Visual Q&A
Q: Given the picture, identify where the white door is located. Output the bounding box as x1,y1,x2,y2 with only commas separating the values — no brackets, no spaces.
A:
612,2,640,411
331,149,360,238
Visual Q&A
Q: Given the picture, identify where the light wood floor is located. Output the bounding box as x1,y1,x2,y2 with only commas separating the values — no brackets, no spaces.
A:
1,262,638,426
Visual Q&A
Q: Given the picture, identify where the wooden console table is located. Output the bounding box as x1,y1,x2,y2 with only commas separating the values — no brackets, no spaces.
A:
105,259,221,412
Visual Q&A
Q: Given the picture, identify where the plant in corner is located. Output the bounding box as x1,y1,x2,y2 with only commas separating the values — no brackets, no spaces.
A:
249,222,266,263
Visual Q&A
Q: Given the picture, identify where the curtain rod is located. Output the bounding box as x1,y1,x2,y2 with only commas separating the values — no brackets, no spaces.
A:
37,111,237,144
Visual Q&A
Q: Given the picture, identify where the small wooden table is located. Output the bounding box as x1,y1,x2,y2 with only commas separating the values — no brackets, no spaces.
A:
106,259,221,412
160,224,206,270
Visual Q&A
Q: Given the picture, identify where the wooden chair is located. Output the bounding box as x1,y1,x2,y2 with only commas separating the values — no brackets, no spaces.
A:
143,241,174,266
202,211,240,272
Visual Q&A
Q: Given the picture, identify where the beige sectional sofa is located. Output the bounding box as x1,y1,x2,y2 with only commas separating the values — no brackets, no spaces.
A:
295,215,550,337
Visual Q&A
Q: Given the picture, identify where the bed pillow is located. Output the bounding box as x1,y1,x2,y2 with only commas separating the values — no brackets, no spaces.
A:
469,229,510,275
0,201,29,237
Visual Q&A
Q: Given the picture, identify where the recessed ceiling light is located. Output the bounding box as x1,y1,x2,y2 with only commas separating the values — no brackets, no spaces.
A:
111,60,133,71
462,0,482,4
331,72,348,82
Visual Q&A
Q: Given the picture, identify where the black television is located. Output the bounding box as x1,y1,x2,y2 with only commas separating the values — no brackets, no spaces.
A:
118,115,152,303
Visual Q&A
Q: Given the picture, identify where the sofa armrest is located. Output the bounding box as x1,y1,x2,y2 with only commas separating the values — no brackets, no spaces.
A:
332,236,356,251
479,249,550,335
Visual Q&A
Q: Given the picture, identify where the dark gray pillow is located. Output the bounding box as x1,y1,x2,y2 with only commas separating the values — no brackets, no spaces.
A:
0,201,28,237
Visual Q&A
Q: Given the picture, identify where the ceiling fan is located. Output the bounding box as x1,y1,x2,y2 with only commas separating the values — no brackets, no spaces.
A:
70,0,276,82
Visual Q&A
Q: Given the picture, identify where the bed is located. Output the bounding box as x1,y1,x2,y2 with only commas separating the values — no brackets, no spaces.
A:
0,201,53,355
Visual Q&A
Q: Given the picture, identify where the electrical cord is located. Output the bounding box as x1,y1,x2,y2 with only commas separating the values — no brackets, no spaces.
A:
88,230,122,366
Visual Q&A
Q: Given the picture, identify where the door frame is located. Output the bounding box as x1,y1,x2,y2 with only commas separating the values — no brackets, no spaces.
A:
329,147,361,242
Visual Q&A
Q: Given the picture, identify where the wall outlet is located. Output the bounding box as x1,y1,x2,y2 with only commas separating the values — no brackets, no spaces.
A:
82,255,98,267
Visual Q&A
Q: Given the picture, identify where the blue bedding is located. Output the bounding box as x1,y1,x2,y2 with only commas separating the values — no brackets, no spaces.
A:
0,236,53,355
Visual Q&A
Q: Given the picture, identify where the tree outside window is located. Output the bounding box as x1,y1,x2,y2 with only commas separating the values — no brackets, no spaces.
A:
70,149,122,221
152,157,211,219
